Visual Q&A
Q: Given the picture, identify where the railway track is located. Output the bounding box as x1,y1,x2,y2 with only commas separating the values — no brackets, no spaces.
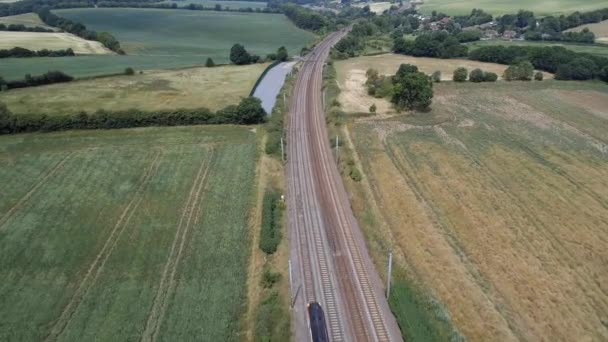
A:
287,31,403,341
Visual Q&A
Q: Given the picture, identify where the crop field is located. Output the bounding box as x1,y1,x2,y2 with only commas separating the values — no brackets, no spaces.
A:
567,19,608,44
0,63,267,115
0,125,258,341
467,39,608,58
0,8,314,80
334,54,536,114
158,0,267,9
416,0,608,15
0,32,110,54
0,13,56,29
344,80,608,341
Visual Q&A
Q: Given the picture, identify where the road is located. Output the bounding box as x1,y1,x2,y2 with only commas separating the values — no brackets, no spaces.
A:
287,30,403,341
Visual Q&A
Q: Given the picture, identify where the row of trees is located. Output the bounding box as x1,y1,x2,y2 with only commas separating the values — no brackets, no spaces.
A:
37,8,124,54
0,23,53,32
0,70,73,90
0,47,75,58
394,31,468,59
230,44,288,65
281,3,328,31
0,96,266,134
452,67,498,82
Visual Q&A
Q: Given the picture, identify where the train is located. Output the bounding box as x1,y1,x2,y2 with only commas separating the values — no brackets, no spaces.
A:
307,301,330,342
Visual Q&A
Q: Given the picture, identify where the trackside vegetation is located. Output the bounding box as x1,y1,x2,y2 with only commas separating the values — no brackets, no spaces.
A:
0,96,266,134
259,190,282,254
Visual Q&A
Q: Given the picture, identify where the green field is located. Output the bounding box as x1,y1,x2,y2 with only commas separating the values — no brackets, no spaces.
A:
0,125,257,341
158,0,267,8
346,80,608,341
467,39,608,58
417,0,608,15
0,9,315,80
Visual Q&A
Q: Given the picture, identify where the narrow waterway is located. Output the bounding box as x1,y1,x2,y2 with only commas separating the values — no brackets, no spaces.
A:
253,61,296,114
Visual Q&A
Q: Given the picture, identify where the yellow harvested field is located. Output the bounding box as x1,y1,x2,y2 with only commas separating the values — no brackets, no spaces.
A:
0,13,56,30
0,63,268,115
353,1,393,13
335,54,551,114
347,81,608,341
0,31,111,54
566,19,608,43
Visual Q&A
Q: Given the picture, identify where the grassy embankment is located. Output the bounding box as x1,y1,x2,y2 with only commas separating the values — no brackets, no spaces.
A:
0,63,267,115
335,54,608,341
0,8,315,80
0,126,258,341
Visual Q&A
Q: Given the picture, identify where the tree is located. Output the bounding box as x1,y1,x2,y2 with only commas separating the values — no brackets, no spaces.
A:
555,57,598,80
205,57,215,67
393,64,419,84
469,68,484,82
214,4,222,10
235,97,266,124
504,61,534,81
453,67,468,82
431,70,441,82
369,103,377,113
600,66,608,82
534,71,543,81
230,43,252,65
276,46,288,62
391,72,433,110
124,67,135,75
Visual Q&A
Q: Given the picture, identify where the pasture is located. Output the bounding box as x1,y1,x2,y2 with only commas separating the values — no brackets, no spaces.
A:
567,19,608,44
334,54,532,114
467,39,608,58
416,0,608,15
344,80,608,341
0,63,267,115
353,1,393,13
0,9,314,80
0,31,110,54
0,125,258,341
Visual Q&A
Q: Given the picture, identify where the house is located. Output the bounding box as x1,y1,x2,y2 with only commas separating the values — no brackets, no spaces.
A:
483,29,499,39
503,30,517,39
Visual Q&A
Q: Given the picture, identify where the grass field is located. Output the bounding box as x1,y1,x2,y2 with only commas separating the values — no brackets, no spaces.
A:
343,80,608,341
467,39,608,58
0,63,267,115
334,54,541,114
567,19,608,44
0,9,314,80
353,1,393,13
158,0,267,8
0,31,111,54
416,0,608,15
0,13,56,29
0,125,258,341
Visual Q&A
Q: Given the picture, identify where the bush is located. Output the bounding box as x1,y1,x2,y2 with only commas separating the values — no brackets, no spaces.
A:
431,70,441,83
261,267,282,288
469,68,484,82
205,57,215,67
483,72,498,82
369,103,376,113
534,71,543,81
124,67,135,75
453,67,468,82
259,190,282,255
504,61,534,81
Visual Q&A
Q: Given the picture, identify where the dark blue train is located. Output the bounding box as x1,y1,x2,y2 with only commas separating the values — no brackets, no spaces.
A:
308,301,330,342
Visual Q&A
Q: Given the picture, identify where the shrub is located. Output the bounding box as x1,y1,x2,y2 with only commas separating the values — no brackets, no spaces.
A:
369,103,376,113
534,71,543,81
469,68,484,82
205,57,215,67
259,190,281,254
124,67,135,75
483,72,498,82
431,70,441,83
261,267,282,288
453,67,468,82
504,61,534,81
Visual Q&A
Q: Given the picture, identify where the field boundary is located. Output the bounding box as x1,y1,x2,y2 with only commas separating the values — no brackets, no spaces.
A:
0,152,74,231
44,151,163,341
141,149,216,342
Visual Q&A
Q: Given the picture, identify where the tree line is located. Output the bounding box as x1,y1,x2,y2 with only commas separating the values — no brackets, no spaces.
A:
0,70,73,90
0,47,75,58
0,23,53,32
0,96,267,134
36,8,124,54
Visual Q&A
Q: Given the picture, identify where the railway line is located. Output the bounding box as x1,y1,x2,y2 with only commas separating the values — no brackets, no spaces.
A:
287,31,402,341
